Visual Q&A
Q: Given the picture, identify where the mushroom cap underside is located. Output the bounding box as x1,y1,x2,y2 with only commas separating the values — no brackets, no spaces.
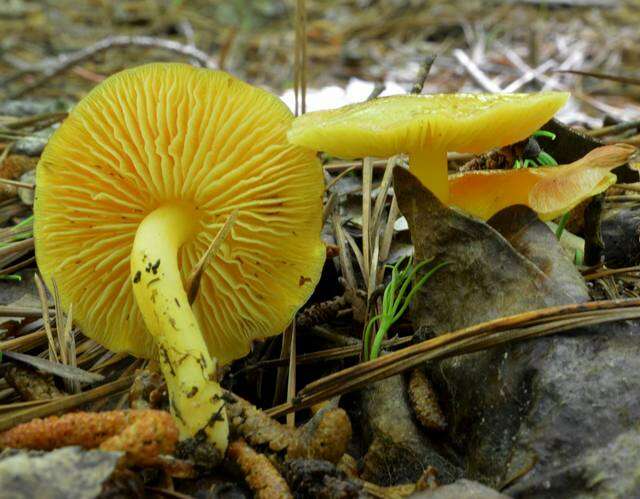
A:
448,144,635,220
34,63,325,365
288,92,569,159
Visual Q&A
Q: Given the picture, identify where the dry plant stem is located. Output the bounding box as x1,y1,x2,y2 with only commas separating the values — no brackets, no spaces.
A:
584,265,640,281
0,410,178,468
286,322,297,428
7,35,216,99
228,439,293,499
268,299,640,416
34,273,58,363
131,203,228,451
186,209,237,304
411,54,436,95
362,157,374,289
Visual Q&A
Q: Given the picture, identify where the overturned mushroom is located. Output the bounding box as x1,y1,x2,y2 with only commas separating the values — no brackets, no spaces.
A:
449,144,636,220
34,63,325,452
288,92,568,202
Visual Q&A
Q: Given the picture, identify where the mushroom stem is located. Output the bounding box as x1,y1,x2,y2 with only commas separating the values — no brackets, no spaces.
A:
130,203,228,452
409,148,449,203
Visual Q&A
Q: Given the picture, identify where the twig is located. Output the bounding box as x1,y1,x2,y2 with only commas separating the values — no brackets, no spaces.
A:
0,376,134,432
411,54,436,95
588,120,640,138
366,83,386,101
583,265,640,281
6,35,216,99
186,210,238,304
453,49,502,93
557,69,640,87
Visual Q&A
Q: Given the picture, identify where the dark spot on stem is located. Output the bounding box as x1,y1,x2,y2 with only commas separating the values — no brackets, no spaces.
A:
169,317,178,330
133,271,141,284
186,386,198,398
221,392,235,404
151,259,161,274
206,402,227,427
147,277,160,287
174,298,181,308
159,346,175,376
171,400,187,425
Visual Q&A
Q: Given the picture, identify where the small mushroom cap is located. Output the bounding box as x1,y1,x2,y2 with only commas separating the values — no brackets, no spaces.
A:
448,144,636,221
35,63,325,365
287,92,569,158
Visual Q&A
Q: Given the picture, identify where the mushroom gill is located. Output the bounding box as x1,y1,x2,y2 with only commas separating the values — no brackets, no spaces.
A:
35,63,325,451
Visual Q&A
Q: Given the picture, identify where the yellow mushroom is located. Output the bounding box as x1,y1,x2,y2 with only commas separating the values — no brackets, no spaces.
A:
448,144,636,220
288,92,569,203
34,63,325,452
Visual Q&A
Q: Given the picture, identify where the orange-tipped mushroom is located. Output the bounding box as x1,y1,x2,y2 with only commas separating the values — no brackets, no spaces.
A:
449,144,636,220
34,63,325,452
288,92,569,202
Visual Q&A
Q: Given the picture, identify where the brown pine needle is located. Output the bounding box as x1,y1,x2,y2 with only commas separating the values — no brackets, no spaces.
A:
0,376,134,432
187,209,238,304
34,273,58,363
268,298,640,417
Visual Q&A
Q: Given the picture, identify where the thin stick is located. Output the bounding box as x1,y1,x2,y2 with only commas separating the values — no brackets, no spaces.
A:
286,320,297,428
7,35,216,98
0,178,34,190
411,54,436,95
187,210,238,304
34,274,58,363
362,158,374,292
584,265,640,281
331,211,357,291
0,376,134,432
588,120,640,138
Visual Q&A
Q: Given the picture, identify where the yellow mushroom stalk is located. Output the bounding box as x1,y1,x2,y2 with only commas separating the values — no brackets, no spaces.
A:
34,64,325,453
288,92,569,203
130,203,227,449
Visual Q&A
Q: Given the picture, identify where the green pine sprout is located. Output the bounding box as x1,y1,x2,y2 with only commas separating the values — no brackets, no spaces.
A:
364,256,448,361
0,275,22,282
0,215,33,249
536,151,558,166
532,130,556,140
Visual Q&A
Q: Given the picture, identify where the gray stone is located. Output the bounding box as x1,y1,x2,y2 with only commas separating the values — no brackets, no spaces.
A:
411,479,508,498
0,447,121,499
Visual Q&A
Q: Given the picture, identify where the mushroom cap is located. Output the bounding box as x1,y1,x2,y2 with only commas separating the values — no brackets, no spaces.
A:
34,63,325,365
287,92,569,158
448,144,635,221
